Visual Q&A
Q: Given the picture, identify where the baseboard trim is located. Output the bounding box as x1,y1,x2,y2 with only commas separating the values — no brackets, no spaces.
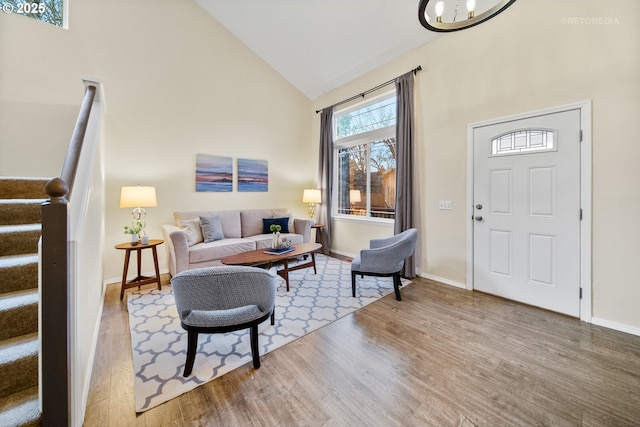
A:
591,317,640,337
419,272,467,290
331,249,357,259
330,254,468,290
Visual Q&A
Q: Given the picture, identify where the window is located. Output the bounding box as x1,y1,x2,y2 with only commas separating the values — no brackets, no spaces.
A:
491,129,555,156
3,0,65,28
334,93,396,220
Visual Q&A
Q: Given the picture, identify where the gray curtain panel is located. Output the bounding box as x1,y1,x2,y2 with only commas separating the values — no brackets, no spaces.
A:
394,71,417,278
317,108,333,254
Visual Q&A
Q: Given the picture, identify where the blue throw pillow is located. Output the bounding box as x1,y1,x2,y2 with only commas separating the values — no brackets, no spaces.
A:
262,217,290,234
200,216,225,243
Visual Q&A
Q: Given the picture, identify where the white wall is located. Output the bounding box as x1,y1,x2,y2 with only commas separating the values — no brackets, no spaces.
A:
81,1,315,282
313,0,640,330
2,2,315,423
2,0,638,334
0,10,86,176
0,0,315,284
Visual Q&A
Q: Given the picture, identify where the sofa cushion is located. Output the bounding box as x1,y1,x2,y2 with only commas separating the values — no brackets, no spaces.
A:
262,217,290,234
248,233,303,249
175,210,242,238
200,216,224,243
179,218,204,246
189,238,256,264
241,209,294,237
240,209,275,237
272,209,294,232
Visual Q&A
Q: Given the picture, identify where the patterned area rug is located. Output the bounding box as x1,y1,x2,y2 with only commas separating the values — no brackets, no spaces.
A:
127,254,410,412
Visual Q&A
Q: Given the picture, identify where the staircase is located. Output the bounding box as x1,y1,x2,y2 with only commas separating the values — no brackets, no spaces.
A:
0,177,47,427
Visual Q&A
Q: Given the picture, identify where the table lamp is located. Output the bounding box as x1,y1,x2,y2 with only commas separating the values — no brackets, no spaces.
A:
349,189,361,205
120,185,157,238
302,189,321,219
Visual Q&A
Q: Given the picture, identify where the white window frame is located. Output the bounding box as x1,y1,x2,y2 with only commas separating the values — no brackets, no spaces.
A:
332,91,396,224
490,128,557,157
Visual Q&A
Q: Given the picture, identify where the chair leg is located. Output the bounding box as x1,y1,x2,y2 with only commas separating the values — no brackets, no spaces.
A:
351,271,357,297
393,273,402,301
250,324,261,369
183,329,198,377
270,309,275,325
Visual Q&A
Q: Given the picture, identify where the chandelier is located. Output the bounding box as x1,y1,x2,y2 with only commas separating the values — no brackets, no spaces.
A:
418,0,518,32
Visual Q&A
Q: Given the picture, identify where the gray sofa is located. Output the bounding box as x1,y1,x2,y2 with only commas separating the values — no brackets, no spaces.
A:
162,208,313,276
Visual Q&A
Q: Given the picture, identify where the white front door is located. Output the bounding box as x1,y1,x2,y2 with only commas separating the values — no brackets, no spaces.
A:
473,109,581,316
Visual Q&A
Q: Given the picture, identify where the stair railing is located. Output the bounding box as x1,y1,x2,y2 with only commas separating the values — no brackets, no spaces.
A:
41,81,102,426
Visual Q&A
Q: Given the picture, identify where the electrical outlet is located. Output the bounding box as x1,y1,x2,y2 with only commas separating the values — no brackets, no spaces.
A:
438,201,452,210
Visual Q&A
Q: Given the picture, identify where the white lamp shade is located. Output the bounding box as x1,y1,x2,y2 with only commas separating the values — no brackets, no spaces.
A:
302,189,322,204
350,190,361,203
119,186,157,208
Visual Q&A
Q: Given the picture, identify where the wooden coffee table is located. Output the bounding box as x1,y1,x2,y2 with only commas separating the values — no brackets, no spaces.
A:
221,243,322,291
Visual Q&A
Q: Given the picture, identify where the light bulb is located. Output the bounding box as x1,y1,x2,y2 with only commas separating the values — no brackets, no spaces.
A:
466,0,476,18
435,1,444,22
466,0,476,11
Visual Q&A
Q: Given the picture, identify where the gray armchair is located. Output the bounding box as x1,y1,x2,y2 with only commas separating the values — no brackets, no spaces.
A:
171,265,278,377
351,228,418,301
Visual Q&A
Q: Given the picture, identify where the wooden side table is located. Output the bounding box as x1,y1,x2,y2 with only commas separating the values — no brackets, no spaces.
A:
115,239,163,300
311,223,324,245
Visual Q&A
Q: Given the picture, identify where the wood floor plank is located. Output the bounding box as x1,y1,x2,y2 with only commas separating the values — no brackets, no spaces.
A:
83,266,640,426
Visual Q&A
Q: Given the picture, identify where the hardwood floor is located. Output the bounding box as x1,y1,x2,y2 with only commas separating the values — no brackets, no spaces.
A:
83,266,640,426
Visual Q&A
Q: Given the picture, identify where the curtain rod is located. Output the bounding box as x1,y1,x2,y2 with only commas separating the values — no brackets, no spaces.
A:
315,65,421,114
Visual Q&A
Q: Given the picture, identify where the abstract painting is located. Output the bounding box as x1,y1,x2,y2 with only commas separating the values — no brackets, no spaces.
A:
237,158,268,192
195,154,233,192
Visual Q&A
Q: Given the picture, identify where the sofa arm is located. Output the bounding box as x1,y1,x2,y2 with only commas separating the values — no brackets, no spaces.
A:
293,218,314,243
161,224,189,276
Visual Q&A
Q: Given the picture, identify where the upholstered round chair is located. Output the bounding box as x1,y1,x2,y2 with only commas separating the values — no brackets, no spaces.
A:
171,265,278,376
351,228,418,301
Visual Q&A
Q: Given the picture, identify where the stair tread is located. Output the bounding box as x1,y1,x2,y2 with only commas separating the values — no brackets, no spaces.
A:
0,254,39,267
0,254,39,295
0,386,40,427
0,289,38,310
0,333,38,364
0,199,47,204
0,177,42,427
0,224,41,233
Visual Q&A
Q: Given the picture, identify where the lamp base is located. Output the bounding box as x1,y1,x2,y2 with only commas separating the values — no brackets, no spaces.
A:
132,207,147,234
307,203,316,219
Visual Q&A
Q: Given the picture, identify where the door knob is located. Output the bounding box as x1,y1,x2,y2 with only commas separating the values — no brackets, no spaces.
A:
475,216,483,221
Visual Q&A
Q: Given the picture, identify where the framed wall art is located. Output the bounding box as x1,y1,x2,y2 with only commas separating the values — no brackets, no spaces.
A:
195,154,233,192
237,158,268,192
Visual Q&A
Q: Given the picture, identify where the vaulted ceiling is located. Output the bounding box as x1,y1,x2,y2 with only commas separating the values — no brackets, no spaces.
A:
194,0,441,100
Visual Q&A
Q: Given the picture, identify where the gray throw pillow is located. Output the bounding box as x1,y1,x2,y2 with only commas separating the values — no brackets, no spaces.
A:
200,216,224,243
179,218,204,246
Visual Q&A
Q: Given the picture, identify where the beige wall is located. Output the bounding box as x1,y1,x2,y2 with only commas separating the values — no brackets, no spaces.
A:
0,0,315,282
313,0,640,330
2,0,639,332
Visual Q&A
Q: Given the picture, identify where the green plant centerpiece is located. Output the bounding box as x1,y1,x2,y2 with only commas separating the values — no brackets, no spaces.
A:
270,224,283,250
269,224,282,233
124,220,143,245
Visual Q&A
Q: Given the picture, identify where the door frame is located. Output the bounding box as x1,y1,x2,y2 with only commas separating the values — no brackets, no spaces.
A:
466,101,592,322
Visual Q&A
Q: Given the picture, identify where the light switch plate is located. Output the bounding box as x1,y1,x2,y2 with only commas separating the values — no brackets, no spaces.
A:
438,201,452,210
